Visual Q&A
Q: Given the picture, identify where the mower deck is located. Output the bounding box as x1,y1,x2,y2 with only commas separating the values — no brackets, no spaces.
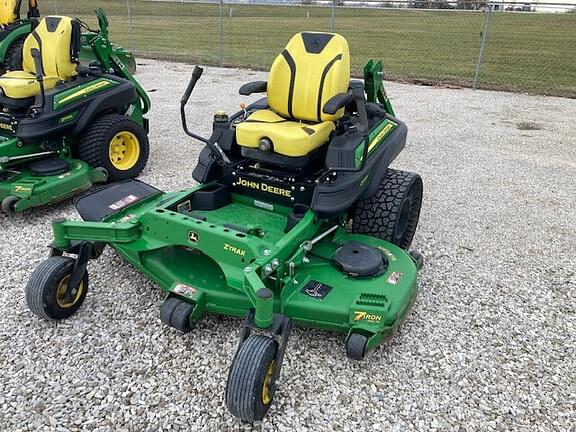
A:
54,179,419,350
0,159,105,212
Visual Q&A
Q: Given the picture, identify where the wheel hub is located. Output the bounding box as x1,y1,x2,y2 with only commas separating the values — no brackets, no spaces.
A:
55,275,84,308
262,360,275,405
109,131,140,170
394,197,412,242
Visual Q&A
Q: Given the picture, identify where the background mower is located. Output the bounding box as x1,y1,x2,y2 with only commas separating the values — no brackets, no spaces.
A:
0,0,136,74
0,10,150,215
26,32,423,421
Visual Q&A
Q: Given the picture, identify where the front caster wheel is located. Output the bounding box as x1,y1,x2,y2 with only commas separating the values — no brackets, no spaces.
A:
226,335,279,421
346,333,368,361
26,256,89,320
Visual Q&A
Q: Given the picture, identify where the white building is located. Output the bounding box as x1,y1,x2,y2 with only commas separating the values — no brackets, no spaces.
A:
491,0,576,12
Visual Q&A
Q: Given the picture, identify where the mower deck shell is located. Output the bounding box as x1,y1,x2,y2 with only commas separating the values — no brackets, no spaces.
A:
0,159,105,212
53,179,419,351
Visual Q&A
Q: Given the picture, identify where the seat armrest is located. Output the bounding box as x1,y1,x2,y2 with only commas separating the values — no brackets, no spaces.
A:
323,92,354,115
76,65,93,76
349,79,364,90
30,48,44,80
239,81,267,96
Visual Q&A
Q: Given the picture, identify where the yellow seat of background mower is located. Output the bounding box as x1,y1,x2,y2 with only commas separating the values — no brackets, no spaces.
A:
0,0,18,25
0,15,78,99
236,109,335,157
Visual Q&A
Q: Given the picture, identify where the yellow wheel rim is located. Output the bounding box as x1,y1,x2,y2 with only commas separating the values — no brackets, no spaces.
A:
108,131,140,171
262,360,275,405
55,275,84,309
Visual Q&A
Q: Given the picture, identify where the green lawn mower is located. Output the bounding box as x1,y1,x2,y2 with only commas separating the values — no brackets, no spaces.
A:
0,11,150,215
0,0,136,74
26,32,423,421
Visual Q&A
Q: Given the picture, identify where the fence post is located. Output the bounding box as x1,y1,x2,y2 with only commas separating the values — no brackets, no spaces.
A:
473,2,493,90
330,0,336,32
219,0,224,66
126,0,136,54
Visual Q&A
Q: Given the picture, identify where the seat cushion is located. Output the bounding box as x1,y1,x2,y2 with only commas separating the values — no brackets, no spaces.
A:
0,71,60,99
236,109,335,158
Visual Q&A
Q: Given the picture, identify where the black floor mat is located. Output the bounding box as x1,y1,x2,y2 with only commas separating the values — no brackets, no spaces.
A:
74,180,162,221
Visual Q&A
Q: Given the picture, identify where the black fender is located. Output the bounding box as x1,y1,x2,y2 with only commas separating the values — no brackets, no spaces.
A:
15,76,138,142
311,119,407,218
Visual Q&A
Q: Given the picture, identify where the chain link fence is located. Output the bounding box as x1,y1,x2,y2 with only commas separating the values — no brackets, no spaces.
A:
44,0,576,97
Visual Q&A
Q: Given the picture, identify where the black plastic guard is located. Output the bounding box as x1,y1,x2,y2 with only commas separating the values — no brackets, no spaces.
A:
16,76,137,142
311,120,407,218
74,180,162,222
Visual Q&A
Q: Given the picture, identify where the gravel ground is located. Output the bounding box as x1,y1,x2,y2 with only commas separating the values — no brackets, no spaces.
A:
1,59,575,431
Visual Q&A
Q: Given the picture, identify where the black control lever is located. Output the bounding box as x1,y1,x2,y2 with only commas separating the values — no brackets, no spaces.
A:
180,66,231,163
181,66,203,106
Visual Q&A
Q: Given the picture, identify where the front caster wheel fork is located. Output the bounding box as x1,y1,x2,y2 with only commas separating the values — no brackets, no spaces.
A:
226,310,292,421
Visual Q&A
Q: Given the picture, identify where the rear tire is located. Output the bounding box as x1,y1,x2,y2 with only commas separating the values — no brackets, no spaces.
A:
78,114,149,182
351,168,423,250
226,335,279,421
26,256,89,320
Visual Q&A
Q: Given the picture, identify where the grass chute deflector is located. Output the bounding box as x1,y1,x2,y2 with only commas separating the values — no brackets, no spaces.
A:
26,32,424,421
0,10,150,215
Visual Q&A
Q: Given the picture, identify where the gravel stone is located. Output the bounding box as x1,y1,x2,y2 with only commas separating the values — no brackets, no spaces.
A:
0,59,575,431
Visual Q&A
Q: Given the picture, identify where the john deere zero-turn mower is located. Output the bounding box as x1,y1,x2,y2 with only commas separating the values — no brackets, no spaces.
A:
0,1,136,74
26,32,423,420
0,11,150,215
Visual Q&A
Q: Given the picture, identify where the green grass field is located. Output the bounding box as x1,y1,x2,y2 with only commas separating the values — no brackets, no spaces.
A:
47,0,575,97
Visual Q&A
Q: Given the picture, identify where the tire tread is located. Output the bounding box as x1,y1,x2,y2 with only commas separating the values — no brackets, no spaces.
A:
226,335,278,421
352,168,423,249
78,114,149,182
26,256,87,320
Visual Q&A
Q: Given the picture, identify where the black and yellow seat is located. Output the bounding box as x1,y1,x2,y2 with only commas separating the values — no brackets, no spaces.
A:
0,15,79,106
0,0,18,26
235,32,350,166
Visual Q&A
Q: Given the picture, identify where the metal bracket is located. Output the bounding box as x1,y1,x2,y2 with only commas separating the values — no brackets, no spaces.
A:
62,242,93,305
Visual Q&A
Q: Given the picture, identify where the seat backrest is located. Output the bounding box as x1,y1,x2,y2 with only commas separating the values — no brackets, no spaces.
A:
268,32,350,123
22,16,79,80
0,0,18,25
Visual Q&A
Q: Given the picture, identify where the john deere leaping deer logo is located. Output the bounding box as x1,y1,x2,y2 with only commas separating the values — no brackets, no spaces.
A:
188,231,199,243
